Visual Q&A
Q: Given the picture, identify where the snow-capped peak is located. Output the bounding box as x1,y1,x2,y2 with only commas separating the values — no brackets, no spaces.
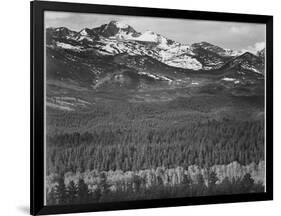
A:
224,48,244,57
94,21,139,38
108,20,129,29
80,28,91,36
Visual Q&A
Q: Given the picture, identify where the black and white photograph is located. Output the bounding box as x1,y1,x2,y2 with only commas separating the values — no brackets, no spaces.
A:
44,11,266,206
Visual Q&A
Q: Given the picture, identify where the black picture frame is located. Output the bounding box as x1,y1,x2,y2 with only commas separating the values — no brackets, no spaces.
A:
31,1,273,215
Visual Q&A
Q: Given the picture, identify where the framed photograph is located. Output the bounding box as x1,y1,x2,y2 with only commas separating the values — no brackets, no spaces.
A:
31,1,273,215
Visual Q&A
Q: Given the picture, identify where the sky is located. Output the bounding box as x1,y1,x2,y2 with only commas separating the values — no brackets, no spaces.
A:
45,11,266,52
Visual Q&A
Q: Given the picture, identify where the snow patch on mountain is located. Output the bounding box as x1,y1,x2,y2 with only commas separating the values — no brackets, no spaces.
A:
80,29,89,36
138,71,173,82
133,30,159,42
56,42,82,51
77,35,93,42
99,41,128,54
138,71,160,80
221,77,241,84
93,36,202,70
164,56,202,70
241,65,262,74
222,77,236,81
112,31,134,40
113,21,129,29
224,48,244,57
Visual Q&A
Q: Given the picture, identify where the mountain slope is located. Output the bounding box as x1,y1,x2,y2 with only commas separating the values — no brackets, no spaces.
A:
45,20,265,110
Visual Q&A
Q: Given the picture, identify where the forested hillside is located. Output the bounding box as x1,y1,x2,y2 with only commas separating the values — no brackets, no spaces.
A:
46,93,265,204
45,20,265,205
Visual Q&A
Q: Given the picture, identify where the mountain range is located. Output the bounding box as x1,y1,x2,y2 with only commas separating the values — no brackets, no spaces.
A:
46,20,264,71
46,20,265,111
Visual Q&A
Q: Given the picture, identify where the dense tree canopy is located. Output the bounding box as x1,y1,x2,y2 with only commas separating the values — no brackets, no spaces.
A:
46,118,264,174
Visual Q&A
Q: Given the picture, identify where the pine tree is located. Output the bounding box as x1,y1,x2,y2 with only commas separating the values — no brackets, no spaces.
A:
208,171,218,187
67,180,77,204
197,173,205,186
55,176,67,204
241,173,254,192
219,177,232,194
77,178,89,204
207,171,218,195
195,173,206,196
132,175,142,192
93,187,102,202
182,173,192,186
99,172,110,194
47,188,56,205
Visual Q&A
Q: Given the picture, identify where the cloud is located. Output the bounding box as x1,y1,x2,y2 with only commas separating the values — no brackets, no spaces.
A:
45,11,72,20
242,42,265,54
253,42,266,50
229,26,251,35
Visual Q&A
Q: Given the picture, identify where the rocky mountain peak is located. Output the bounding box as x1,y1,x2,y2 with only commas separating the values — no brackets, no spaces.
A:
108,20,129,29
93,20,139,38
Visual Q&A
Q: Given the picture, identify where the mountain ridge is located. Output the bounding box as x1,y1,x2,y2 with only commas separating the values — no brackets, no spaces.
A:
46,21,265,72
